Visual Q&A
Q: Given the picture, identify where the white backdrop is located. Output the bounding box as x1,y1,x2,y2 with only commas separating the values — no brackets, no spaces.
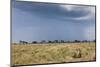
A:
0,0,99,67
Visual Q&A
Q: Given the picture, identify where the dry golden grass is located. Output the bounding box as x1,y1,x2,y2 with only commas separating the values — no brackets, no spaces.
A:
11,42,96,66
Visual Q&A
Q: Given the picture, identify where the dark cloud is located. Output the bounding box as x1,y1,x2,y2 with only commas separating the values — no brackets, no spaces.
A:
12,1,92,20
12,1,95,42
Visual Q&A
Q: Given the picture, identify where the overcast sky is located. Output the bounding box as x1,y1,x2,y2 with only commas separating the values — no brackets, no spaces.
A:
12,1,96,43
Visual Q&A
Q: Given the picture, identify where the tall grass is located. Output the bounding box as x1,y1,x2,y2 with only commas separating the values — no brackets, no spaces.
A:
12,42,96,65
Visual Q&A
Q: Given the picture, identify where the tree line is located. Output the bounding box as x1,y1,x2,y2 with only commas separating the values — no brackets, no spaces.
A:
18,40,96,44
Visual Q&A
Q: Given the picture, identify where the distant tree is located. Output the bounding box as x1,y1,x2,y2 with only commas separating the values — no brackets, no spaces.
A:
32,41,37,44
19,40,28,44
41,40,46,43
82,40,88,42
60,40,65,43
74,40,80,43
19,40,23,44
23,41,28,44
54,40,59,43
48,40,52,43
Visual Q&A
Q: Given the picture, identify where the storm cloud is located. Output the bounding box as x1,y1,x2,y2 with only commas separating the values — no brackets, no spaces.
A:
12,1,96,42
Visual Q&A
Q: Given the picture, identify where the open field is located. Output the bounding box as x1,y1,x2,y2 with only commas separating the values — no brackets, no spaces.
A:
12,42,96,66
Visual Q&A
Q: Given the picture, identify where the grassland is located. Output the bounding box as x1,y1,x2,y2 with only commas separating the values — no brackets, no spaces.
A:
12,42,96,66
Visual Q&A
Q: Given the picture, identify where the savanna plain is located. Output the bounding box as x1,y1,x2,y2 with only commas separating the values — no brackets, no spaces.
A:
12,42,96,66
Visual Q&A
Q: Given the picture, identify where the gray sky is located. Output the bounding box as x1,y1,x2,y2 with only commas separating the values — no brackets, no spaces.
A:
12,1,95,43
